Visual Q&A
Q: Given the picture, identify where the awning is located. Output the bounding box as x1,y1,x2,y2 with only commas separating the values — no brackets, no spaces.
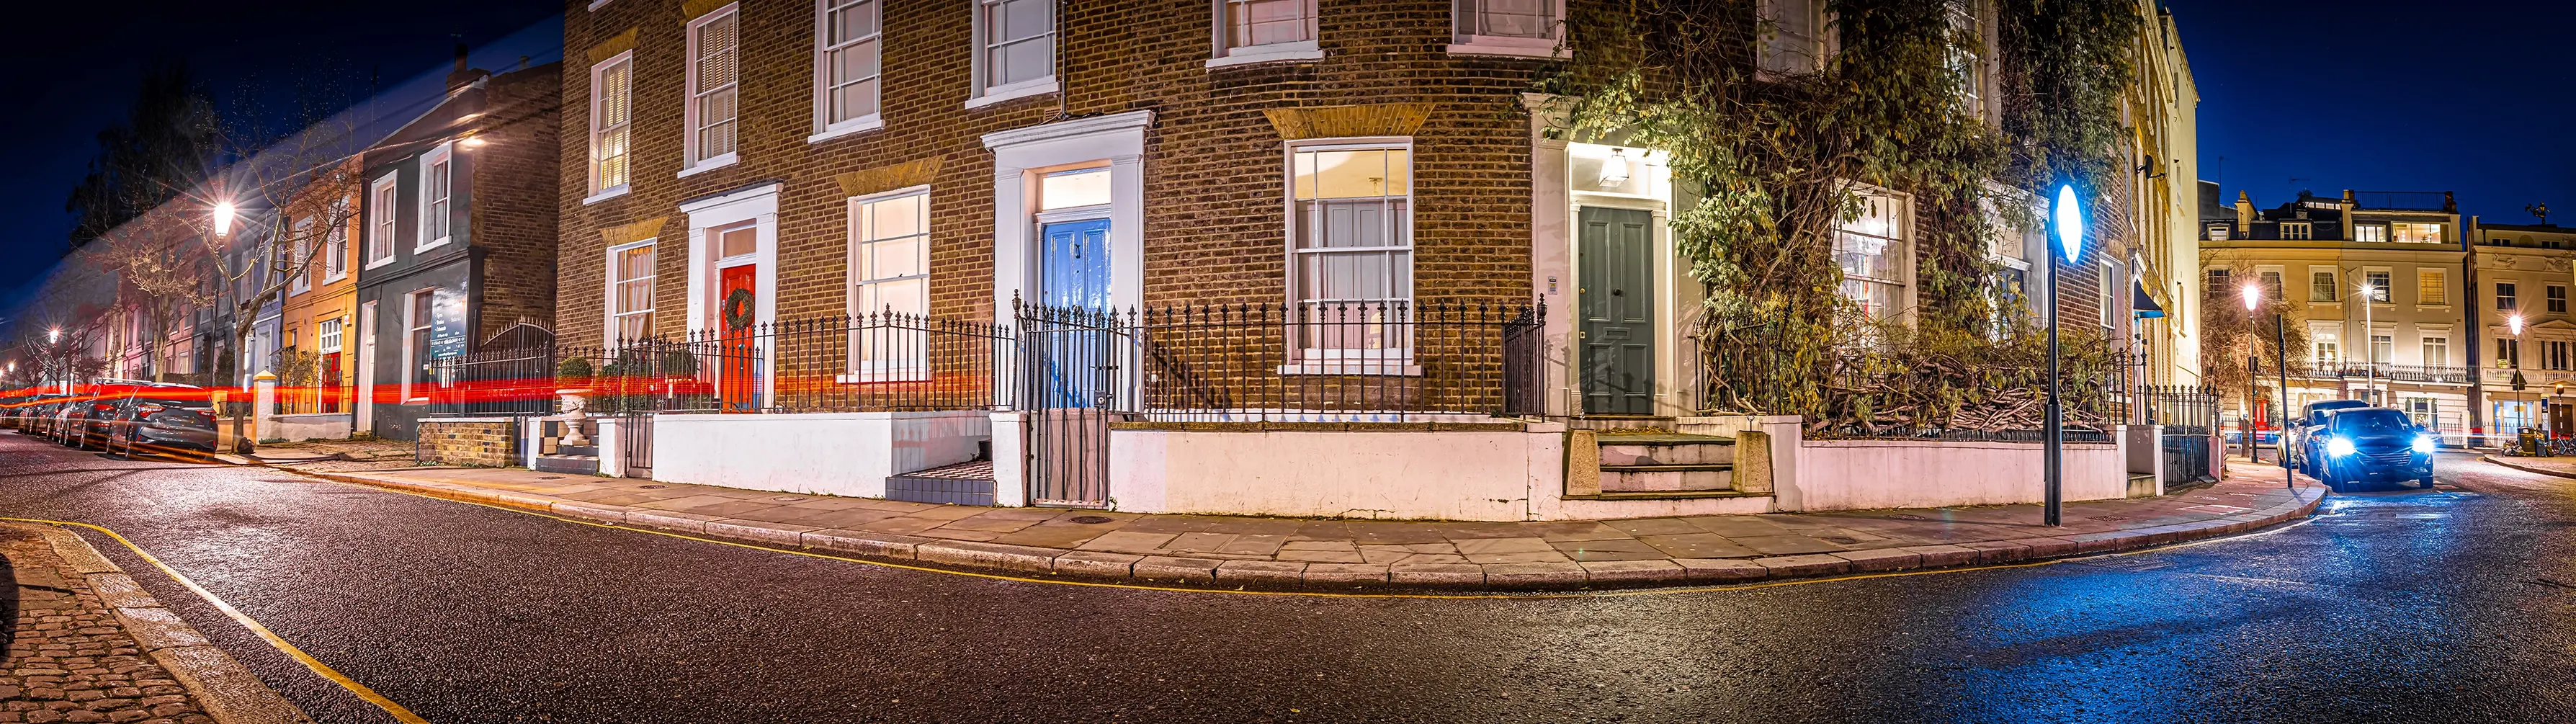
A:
2133,280,2167,318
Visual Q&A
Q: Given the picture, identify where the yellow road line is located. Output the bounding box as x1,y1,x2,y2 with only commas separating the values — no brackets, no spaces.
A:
295,470,2327,601
1,517,434,724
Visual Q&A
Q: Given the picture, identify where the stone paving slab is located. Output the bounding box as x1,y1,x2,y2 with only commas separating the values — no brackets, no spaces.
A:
257,458,2329,592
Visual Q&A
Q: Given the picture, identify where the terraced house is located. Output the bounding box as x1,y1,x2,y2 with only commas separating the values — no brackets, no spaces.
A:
551,0,2203,520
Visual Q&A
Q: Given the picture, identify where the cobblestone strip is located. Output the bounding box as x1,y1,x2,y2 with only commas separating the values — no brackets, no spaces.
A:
297,466,2330,593
0,524,310,724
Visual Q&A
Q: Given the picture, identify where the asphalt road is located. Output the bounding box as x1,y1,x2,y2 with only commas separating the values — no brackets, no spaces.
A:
4,433,2573,724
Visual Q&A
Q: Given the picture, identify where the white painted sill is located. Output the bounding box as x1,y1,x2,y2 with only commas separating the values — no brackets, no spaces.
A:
808,117,885,144
1445,37,1566,59
414,238,452,255
965,79,1059,110
1207,43,1324,69
365,256,397,271
323,272,349,285
676,153,739,179
583,185,632,205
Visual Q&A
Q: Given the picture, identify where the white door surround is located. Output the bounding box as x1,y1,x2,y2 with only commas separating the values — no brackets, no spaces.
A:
980,110,1152,325
356,300,377,432
679,182,782,409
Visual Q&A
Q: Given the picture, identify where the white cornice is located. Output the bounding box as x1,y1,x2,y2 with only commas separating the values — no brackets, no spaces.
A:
980,110,1154,151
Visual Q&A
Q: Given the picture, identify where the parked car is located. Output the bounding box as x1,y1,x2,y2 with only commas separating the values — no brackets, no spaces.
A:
2224,429,2281,445
104,386,217,458
2306,406,2437,491
2290,400,2372,475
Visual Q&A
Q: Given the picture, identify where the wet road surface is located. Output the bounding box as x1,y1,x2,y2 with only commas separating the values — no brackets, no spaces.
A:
3,433,2572,723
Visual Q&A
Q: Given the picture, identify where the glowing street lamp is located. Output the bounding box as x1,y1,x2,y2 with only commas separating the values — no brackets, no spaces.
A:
46,327,59,344
2043,183,2085,527
213,202,236,237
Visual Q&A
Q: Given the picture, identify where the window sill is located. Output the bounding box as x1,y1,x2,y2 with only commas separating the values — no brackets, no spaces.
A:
965,79,1059,110
586,0,610,9
808,117,885,144
415,239,452,255
1276,361,1423,377
323,273,349,285
288,287,309,298
1445,37,1565,59
365,257,397,271
583,185,632,205
1207,43,1324,68
677,153,739,179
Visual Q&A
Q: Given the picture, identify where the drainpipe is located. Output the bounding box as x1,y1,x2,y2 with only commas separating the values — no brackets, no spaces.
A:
2467,215,2485,447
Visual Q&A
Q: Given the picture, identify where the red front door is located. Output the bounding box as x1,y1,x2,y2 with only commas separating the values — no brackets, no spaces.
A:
719,264,759,411
320,352,342,413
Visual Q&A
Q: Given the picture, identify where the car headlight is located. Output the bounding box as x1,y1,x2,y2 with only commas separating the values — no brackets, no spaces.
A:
2327,437,2357,457
2412,435,2437,454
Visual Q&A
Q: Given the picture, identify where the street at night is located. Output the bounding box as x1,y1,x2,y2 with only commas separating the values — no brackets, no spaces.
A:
6,435,2570,723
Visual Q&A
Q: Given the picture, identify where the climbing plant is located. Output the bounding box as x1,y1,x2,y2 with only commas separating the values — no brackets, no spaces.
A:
1540,0,2144,433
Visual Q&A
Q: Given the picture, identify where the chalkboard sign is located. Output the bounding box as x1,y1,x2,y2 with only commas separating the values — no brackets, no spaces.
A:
429,286,468,359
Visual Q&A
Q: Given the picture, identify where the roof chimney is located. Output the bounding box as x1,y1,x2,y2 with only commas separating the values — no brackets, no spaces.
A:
2342,189,2356,208
2236,191,2254,228
444,40,489,93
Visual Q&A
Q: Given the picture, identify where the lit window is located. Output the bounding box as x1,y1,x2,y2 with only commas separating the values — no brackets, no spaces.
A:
368,174,398,264
610,243,656,342
1289,143,1414,356
2355,223,2388,243
419,146,453,249
1216,0,1318,63
717,225,757,259
1038,168,1111,210
2418,269,2445,305
1834,189,1911,323
591,53,633,192
2392,222,2445,243
2421,335,2447,367
2310,270,2337,302
318,318,343,354
2312,331,2340,367
849,190,931,376
1756,0,1829,76
975,0,1055,98
2206,224,2230,241
689,6,742,166
1452,0,1561,55
818,0,882,131
2371,334,2393,365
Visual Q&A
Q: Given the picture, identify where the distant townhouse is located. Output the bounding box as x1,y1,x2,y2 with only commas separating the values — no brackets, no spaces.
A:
2200,187,2470,439
274,158,365,429
353,52,565,441
2469,220,2576,439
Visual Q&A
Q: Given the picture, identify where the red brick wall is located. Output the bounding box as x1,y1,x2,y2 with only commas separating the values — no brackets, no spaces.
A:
473,64,565,341
558,0,1553,348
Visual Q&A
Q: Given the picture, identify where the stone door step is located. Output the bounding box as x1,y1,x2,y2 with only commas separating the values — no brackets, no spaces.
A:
533,455,600,475
887,460,998,506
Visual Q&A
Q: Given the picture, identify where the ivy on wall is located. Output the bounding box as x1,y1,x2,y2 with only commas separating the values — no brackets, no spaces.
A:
1541,0,2142,432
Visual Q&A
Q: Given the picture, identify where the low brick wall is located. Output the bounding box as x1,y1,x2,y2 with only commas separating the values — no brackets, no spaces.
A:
418,418,519,468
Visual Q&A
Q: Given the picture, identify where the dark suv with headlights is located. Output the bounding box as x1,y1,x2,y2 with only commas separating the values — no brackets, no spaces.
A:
2307,407,2437,491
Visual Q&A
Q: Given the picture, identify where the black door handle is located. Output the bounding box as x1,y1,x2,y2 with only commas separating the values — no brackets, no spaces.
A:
1611,289,1624,297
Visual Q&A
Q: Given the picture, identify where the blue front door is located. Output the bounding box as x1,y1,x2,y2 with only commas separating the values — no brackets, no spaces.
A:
1037,218,1113,408
1040,219,1112,310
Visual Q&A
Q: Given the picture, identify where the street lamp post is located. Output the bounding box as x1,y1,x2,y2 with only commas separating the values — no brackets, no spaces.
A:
2360,282,2376,406
2513,313,2527,447
2245,282,2292,488
2045,184,2085,527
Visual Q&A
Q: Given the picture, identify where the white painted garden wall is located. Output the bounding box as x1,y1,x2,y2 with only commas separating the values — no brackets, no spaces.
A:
651,411,989,498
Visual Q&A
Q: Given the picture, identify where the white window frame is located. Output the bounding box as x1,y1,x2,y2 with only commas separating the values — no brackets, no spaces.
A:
1833,183,1916,327
2363,267,2392,303
288,217,314,296
2418,268,2447,306
1756,0,1833,79
416,144,455,253
2499,281,2519,311
2309,267,2338,303
587,51,635,202
2354,223,2389,243
323,198,351,282
607,239,657,346
1449,0,1567,58
844,187,933,381
1210,0,1323,68
318,318,344,354
967,0,1060,108
813,0,886,143
2098,261,2119,330
2309,324,2341,367
1283,138,1417,373
684,4,744,174
2206,224,2230,241
2420,331,2449,367
2280,221,2312,240
402,287,437,403
367,174,399,268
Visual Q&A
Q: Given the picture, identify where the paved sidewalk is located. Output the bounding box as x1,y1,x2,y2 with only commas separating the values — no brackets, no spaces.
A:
2482,455,2576,479
241,457,2327,591
1,524,308,724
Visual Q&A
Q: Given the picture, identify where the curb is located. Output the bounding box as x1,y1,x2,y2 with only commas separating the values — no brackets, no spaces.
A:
7,523,314,724
2481,455,2576,480
283,466,2331,593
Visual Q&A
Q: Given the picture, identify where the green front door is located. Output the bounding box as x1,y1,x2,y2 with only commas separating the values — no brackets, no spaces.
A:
1580,207,1655,415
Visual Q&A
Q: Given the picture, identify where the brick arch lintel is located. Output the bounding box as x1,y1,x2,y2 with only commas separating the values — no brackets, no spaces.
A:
834,156,947,200
1263,103,1435,140
600,217,669,247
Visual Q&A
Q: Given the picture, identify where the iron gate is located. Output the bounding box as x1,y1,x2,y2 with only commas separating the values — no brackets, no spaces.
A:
620,411,654,478
1019,303,1132,508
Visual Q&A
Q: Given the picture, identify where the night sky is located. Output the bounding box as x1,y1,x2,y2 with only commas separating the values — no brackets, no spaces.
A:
3,1,2570,311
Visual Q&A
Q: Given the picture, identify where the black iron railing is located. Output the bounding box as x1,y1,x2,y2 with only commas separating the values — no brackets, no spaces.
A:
559,311,1016,415
2351,190,2450,212
1111,300,1544,422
